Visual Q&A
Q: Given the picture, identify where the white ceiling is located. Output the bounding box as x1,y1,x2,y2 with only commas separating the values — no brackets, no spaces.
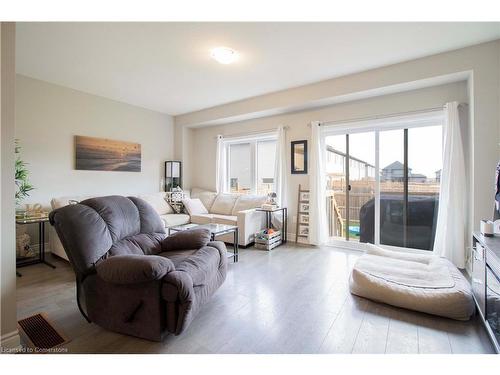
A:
16,22,500,116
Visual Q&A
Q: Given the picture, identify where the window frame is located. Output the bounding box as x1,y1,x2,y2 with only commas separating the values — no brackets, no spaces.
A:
223,133,277,195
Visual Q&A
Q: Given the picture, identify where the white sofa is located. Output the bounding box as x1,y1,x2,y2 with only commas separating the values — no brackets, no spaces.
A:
189,188,267,246
49,192,190,260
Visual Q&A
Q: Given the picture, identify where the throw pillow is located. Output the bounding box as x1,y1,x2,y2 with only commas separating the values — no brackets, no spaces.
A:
190,188,217,211
137,193,174,215
210,194,239,215
182,198,209,215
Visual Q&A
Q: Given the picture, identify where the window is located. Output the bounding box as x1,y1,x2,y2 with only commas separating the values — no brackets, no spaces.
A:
256,140,277,195
225,135,277,195
229,143,252,193
324,111,443,251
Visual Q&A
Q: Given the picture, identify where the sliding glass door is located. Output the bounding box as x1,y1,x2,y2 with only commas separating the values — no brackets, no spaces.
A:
349,132,376,242
325,131,376,243
379,129,405,248
325,134,348,240
324,118,442,252
406,125,442,250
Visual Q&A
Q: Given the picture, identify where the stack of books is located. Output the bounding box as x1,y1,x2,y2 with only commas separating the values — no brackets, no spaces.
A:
260,203,278,211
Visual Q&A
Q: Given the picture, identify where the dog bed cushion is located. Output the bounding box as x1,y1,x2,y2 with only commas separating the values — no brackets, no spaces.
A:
349,244,474,320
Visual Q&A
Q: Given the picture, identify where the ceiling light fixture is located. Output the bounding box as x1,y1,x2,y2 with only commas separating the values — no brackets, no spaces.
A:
211,47,238,64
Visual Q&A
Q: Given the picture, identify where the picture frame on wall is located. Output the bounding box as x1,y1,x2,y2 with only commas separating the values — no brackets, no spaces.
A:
299,214,309,224
75,135,141,172
291,140,308,174
298,225,309,236
299,191,310,202
299,202,309,213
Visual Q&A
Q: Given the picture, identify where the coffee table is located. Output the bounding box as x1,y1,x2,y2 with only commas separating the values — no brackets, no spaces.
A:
168,223,239,262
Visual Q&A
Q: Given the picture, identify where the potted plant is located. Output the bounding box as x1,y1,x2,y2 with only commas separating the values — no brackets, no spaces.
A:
15,140,35,258
15,139,34,211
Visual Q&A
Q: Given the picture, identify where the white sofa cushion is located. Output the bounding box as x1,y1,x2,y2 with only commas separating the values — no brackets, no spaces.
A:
210,194,239,215
190,213,213,225
182,198,208,215
191,188,218,211
159,213,190,228
137,193,173,215
51,195,93,209
212,214,237,226
232,194,267,215
190,213,237,226
190,187,206,197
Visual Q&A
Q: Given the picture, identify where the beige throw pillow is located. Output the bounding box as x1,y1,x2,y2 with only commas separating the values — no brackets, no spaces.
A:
137,193,174,215
190,188,218,211
182,198,209,215
232,194,267,214
210,194,239,215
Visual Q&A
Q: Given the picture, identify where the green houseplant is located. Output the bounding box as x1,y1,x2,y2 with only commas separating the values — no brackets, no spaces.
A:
15,139,34,207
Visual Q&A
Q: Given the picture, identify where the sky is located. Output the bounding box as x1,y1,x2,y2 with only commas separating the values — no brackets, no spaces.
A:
326,125,442,178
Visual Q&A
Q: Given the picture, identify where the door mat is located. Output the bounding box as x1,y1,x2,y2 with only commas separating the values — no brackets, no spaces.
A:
17,313,69,350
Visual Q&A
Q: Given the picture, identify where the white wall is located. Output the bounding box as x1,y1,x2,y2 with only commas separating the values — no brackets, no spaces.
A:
173,122,193,190
1,22,19,349
188,82,468,239
15,75,174,209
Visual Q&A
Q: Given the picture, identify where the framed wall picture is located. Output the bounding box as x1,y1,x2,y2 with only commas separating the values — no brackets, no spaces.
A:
75,135,141,172
299,191,310,202
299,202,309,213
291,140,307,174
298,225,309,236
299,214,309,224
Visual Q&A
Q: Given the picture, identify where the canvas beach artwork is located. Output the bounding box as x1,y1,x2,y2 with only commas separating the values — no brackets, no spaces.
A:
75,136,141,172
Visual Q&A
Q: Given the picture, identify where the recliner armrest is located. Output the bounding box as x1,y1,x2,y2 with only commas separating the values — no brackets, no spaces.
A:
96,254,175,284
162,228,211,251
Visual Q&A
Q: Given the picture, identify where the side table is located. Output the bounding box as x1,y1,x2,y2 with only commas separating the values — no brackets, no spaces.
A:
256,207,288,243
16,216,56,277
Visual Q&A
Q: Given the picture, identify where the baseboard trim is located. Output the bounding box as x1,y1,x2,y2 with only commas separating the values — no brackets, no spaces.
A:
1,329,21,351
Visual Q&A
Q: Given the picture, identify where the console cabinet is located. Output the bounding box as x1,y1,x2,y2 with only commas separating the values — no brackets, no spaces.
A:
472,232,500,353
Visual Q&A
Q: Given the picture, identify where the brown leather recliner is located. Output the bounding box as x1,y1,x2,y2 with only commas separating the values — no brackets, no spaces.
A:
49,195,227,341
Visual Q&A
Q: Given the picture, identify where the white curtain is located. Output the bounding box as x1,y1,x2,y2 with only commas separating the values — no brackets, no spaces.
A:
433,102,466,268
308,121,329,246
274,126,288,208
215,135,226,193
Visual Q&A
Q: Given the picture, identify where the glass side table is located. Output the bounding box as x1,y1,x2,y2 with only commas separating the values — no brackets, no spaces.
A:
16,215,56,277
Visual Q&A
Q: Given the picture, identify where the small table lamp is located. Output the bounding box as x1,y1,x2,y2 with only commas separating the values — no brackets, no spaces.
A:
267,192,278,206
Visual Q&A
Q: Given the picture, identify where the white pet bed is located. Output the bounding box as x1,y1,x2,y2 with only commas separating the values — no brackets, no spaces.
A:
349,244,475,320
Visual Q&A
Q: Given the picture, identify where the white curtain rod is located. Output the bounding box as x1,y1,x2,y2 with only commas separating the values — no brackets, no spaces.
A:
317,103,467,127
216,126,289,139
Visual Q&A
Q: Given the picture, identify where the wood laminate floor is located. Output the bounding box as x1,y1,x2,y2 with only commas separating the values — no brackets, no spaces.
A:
16,244,494,354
